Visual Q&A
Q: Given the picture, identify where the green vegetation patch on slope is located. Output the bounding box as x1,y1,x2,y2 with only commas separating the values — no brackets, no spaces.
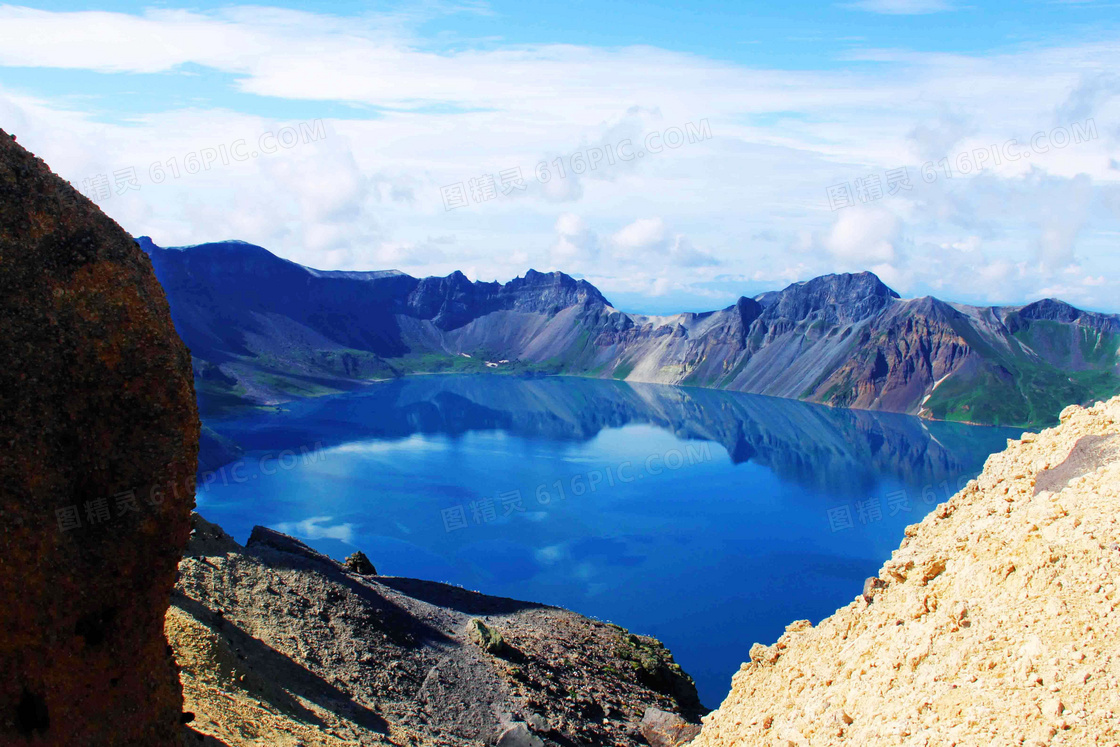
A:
612,360,635,380
252,371,344,398
389,351,559,377
926,357,1120,428
923,363,1031,426
923,314,1120,428
1012,320,1074,366
194,377,259,417
1079,327,1120,368
1010,319,1120,371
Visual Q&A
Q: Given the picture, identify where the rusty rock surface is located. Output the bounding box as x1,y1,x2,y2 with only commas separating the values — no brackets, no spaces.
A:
0,129,199,745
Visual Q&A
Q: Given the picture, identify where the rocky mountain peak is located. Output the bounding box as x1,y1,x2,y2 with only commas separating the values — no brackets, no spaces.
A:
504,268,610,309
1009,297,1120,335
905,294,960,320
1020,297,1083,323
763,271,900,325
139,234,1119,428
735,296,764,329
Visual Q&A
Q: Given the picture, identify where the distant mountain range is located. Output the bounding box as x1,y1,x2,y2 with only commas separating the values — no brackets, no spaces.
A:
139,237,1120,428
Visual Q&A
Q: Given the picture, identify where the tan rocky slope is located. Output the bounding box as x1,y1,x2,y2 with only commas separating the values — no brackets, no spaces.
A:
694,396,1120,747
171,515,705,747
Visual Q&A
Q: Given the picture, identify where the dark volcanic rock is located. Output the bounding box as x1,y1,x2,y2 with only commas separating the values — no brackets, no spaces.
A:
735,296,764,328
1034,434,1120,496
404,268,609,329
1015,298,1120,334
1020,298,1085,324
760,271,900,326
173,514,705,746
0,129,200,744
343,550,377,575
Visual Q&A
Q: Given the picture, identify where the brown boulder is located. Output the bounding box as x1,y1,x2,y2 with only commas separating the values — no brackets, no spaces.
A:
0,129,199,744
343,550,377,575
639,707,702,747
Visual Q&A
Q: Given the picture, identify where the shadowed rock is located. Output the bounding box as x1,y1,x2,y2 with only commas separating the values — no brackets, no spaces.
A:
0,129,199,744
1034,434,1120,495
344,550,377,575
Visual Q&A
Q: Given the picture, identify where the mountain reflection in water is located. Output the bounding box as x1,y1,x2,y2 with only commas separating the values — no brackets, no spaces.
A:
199,374,1016,706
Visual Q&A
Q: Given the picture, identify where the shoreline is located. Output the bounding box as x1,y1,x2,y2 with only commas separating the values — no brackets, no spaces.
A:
204,367,1038,431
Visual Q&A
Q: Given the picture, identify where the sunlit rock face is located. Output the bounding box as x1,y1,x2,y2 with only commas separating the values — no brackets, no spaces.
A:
693,397,1120,747
0,129,199,745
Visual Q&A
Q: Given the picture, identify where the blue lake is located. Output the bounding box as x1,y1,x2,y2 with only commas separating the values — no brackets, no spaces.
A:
197,374,1017,707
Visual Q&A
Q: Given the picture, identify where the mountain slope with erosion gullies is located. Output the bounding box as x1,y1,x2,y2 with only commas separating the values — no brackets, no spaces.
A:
140,237,1120,429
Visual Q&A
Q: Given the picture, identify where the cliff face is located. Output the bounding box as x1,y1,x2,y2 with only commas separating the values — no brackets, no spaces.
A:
692,396,1120,746
0,131,200,744
172,514,703,747
141,238,1120,428
805,296,972,413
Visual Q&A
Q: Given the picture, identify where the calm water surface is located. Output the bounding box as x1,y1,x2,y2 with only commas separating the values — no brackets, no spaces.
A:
198,375,1016,707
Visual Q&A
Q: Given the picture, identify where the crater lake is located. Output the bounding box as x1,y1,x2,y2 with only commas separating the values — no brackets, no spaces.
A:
196,374,1017,707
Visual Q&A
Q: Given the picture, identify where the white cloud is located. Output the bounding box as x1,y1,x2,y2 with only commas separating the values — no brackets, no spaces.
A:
1,5,1118,309
613,217,667,251
843,0,956,13
272,516,355,543
824,207,901,265
668,236,720,268
906,109,976,163
550,212,598,267
535,544,568,565
939,235,983,253
1030,173,1093,269
607,218,719,267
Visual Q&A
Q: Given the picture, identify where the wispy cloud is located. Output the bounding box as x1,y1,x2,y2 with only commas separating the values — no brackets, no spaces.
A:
272,516,355,543
0,5,1118,310
842,0,957,14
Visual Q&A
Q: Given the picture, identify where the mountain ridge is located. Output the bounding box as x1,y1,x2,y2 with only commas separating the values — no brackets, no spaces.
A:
138,236,1120,428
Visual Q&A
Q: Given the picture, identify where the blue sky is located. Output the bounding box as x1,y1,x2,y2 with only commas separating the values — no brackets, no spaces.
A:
1,0,1118,313
16,0,1119,63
